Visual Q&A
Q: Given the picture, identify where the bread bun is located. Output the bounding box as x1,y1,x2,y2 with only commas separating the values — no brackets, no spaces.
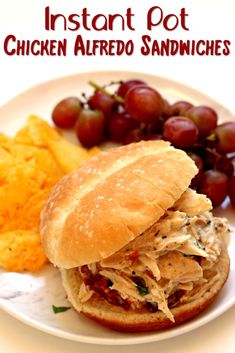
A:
40,140,197,268
61,238,229,332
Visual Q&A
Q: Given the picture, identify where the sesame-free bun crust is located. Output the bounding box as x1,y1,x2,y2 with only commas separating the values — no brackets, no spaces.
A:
40,140,197,268
61,239,230,332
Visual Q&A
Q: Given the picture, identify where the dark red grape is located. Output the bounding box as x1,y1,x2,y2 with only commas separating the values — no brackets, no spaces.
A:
52,97,82,128
107,111,139,142
163,117,199,149
203,149,234,177
229,175,235,207
198,170,228,206
187,152,203,188
123,128,145,144
186,106,218,136
169,101,193,117
161,99,172,119
144,122,159,134
216,156,234,176
125,86,164,124
75,109,105,147
88,91,115,119
143,133,162,141
215,122,235,153
117,79,145,98
144,118,165,135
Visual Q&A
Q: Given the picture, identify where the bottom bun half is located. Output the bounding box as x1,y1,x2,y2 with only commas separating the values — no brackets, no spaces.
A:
60,243,230,332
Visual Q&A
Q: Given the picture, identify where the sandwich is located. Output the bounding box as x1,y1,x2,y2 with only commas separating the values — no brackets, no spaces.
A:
40,140,230,332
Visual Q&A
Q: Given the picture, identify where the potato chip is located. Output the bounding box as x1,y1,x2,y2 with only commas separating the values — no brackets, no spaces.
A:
0,179,41,232
6,159,46,187
20,147,63,187
17,189,51,231
14,126,35,145
46,137,91,173
0,147,13,185
0,115,98,272
0,135,34,159
0,230,47,272
0,145,12,161
15,115,100,172
15,115,60,147
0,133,12,145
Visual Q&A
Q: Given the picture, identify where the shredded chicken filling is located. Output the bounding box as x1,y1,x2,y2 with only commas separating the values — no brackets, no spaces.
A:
77,189,228,322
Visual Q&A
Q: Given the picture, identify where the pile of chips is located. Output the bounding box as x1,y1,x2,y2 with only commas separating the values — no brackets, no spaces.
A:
0,115,99,272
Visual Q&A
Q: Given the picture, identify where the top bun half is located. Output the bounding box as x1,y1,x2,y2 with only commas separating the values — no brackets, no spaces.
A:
40,141,198,268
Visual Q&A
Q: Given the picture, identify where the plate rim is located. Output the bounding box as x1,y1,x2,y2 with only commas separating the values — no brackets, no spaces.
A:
0,279,235,345
0,69,234,116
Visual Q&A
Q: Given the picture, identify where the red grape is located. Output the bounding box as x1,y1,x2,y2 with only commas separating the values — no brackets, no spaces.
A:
216,156,234,176
117,79,145,98
143,133,162,141
88,90,115,119
162,99,172,118
187,152,203,188
169,101,193,117
107,111,139,142
144,122,159,134
229,175,235,207
52,97,82,128
186,106,218,136
123,128,145,144
163,117,199,149
203,149,234,177
75,109,105,147
215,122,235,153
125,86,164,124
198,170,228,206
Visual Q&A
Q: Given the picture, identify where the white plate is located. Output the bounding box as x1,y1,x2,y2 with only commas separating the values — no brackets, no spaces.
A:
0,71,234,346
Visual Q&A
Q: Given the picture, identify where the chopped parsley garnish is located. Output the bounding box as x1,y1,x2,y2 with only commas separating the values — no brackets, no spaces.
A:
52,305,71,314
132,276,149,296
137,284,149,296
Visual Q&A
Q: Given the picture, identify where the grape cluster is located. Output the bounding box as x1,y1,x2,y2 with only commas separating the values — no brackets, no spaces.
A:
51,79,235,207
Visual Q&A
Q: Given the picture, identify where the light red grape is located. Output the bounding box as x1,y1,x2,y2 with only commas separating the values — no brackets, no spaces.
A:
75,109,105,147
198,170,228,206
215,122,235,153
169,101,193,117
52,97,82,128
163,116,199,149
125,86,164,124
117,79,145,98
88,91,115,119
186,106,218,136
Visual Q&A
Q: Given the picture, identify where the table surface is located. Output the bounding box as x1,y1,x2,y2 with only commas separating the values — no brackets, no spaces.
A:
0,0,235,352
